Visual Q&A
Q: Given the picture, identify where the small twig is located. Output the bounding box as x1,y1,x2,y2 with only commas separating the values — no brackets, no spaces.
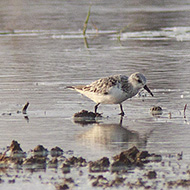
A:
184,104,187,118
83,6,91,36
22,102,29,114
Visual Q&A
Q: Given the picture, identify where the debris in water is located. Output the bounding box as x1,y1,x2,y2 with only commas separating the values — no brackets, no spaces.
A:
168,112,172,119
184,104,187,118
150,106,163,115
22,102,30,114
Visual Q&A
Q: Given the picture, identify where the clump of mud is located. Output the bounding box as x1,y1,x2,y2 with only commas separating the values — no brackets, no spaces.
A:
0,140,26,168
32,145,48,157
89,175,126,188
73,110,102,125
0,140,189,189
55,178,75,190
111,146,161,172
150,106,163,115
167,179,190,188
65,156,87,167
89,157,110,172
50,146,63,157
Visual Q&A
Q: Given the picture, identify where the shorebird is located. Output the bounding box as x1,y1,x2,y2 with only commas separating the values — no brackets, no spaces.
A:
67,72,153,116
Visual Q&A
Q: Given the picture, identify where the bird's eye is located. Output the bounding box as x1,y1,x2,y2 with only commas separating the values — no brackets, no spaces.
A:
137,79,141,83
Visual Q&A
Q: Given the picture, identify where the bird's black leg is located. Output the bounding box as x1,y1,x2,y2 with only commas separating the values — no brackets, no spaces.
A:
94,103,100,113
119,104,125,116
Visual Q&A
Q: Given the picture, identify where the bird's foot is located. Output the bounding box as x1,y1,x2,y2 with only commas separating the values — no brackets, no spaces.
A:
119,112,125,116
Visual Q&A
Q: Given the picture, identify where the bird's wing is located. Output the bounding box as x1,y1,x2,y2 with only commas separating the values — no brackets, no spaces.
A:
82,75,125,94
120,75,131,93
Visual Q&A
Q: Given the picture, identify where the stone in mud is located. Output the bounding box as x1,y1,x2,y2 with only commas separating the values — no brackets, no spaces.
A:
89,157,110,172
32,145,48,157
61,163,71,174
50,146,63,157
73,110,102,125
146,170,157,179
65,156,87,167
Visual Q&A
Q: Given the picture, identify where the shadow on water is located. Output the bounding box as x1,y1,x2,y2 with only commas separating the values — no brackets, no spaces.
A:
76,116,149,150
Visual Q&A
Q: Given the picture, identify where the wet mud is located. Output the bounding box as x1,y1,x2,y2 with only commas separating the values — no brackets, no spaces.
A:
73,110,102,125
1,140,190,189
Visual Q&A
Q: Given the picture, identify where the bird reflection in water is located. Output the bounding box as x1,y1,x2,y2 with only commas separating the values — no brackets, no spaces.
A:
76,116,147,150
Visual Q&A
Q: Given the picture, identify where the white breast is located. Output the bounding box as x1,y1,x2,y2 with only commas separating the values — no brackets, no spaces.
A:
76,86,128,104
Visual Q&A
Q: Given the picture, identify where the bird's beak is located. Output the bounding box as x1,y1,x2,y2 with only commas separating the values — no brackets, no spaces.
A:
144,85,154,97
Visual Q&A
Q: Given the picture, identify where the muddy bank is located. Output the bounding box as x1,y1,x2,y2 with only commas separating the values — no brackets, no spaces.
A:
0,140,189,189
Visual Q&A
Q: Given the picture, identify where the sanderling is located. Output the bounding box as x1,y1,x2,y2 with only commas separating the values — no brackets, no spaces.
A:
67,72,153,116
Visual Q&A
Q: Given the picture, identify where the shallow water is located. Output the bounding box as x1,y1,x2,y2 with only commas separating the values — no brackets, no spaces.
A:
0,0,190,189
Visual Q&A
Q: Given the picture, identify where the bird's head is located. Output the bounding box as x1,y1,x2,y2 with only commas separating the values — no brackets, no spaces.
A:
129,72,154,96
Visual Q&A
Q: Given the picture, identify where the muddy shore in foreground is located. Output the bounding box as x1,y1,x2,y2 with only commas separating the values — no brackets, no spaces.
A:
1,140,190,189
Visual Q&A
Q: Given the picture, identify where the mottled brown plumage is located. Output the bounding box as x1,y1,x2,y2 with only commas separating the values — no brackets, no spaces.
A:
67,72,153,116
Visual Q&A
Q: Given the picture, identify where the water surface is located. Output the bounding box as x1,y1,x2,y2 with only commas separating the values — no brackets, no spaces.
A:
0,0,190,189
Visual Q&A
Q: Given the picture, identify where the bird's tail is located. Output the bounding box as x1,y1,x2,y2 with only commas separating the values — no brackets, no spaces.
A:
66,85,86,91
66,86,75,89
